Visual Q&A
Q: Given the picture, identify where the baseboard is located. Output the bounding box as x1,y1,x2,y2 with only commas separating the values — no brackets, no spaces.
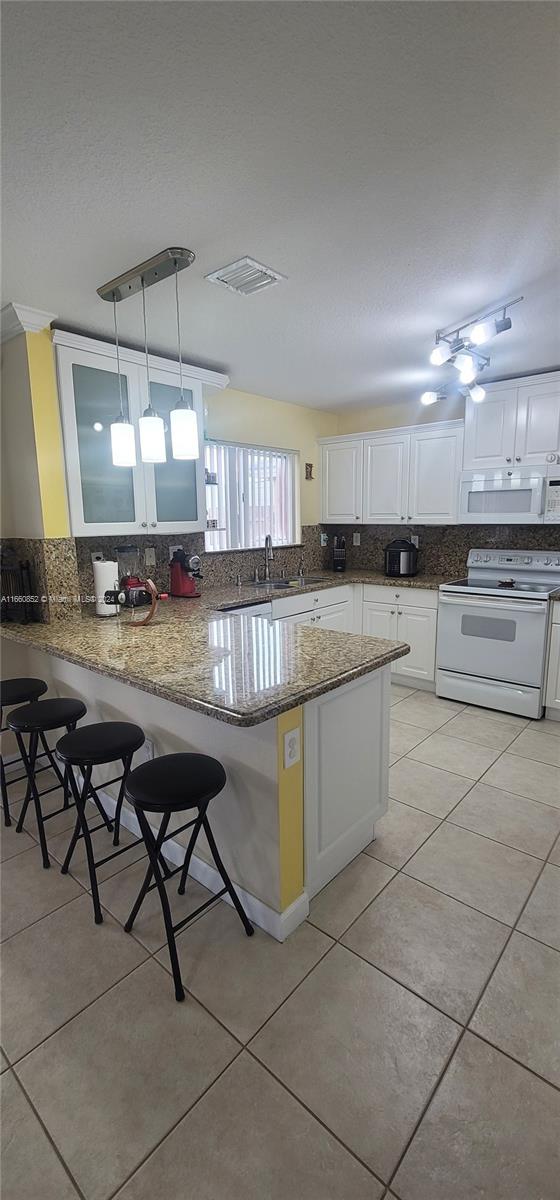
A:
92,785,309,943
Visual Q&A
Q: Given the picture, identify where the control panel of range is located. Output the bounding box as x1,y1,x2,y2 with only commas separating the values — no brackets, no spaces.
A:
467,550,560,570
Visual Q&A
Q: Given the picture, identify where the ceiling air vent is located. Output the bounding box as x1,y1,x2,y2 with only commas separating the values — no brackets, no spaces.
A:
205,257,285,296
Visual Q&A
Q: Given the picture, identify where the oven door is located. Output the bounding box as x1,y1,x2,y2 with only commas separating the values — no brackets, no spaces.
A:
458,470,545,524
436,593,548,686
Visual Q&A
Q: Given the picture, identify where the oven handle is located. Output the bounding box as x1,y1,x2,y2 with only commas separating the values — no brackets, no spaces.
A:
439,596,547,615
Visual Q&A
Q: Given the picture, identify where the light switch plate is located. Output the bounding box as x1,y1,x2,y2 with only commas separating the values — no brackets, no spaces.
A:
353,532,361,546
320,532,328,547
283,727,301,769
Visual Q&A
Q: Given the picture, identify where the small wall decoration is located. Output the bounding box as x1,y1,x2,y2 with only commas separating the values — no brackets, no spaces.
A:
305,462,314,481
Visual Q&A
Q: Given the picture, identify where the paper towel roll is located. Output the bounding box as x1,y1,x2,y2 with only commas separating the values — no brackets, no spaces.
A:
93,560,120,617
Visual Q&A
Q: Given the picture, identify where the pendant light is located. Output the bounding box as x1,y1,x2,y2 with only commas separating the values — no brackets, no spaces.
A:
110,295,136,467
170,259,199,460
138,278,166,464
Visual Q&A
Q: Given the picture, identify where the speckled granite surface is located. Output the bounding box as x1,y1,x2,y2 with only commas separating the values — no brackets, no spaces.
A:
1,590,409,727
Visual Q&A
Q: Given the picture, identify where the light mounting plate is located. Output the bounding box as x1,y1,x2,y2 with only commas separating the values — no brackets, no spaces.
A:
97,247,195,303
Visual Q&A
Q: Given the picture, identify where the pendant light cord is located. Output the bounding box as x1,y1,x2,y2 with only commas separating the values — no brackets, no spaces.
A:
113,295,124,418
174,259,186,404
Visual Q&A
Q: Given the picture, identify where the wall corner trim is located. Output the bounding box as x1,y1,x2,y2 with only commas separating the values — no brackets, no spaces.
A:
1,302,58,344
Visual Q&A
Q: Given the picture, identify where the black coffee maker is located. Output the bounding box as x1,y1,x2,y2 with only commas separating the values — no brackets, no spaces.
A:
384,538,418,578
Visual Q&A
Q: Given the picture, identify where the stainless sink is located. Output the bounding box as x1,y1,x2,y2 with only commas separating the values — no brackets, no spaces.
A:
247,576,326,590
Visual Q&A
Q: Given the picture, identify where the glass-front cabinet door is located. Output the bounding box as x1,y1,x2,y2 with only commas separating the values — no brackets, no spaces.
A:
56,342,206,536
57,346,147,536
140,367,205,533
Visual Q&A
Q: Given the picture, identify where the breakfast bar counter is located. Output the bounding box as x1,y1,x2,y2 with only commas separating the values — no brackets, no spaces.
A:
2,595,408,940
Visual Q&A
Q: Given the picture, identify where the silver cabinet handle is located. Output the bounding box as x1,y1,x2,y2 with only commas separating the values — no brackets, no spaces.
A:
398,610,403,615
151,521,157,527
407,515,411,520
516,456,521,462
400,515,405,520
506,457,512,463
141,521,147,528
390,609,396,615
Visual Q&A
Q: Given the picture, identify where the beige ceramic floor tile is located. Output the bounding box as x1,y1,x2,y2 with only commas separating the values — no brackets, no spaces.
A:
404,823,541,925
251,945,459,1183
390,684,417,705
157,901,332,1043
483,753,560,808
116,1053,384,1200
16,959,238,1200
309,853,395,938
1,893,148,1062
441,711,519,751
390,720,428,759
387,694,464,731
529,716,560,738
464,704,529,730
507,727,560,767
407,733,501,780
470,932,560,1086
1,845,83,942
0,1048,9,1073
98,855,217,952
388,758,472,817
448,782,560,858
365,800,440,869
1,1070,79,1199
550,836,560,866
0,817,36,862
47,822,147,887
342,874,508,1022
517,864,560,950
393,1033,560,1200
10,777,80,839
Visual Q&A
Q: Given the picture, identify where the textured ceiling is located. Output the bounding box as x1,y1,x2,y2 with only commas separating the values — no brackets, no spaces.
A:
2,1,559,410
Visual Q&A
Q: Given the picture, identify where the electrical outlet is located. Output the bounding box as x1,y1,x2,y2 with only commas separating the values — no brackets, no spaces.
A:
144,546,156,569
169,543,183,557
353,531,361,547
90,551,103,564
320,532,328,547
283,727,301,769
410,535,419,548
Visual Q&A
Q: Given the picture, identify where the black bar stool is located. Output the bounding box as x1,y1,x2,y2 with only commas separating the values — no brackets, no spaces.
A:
1,677,48,826
123,752,254,1002
8,697,91,868
56,722,146,923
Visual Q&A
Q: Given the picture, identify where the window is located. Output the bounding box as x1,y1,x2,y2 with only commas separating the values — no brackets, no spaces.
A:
205,442,299,552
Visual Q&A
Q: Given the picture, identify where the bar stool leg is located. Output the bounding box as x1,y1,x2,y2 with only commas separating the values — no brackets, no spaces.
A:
66,764,103,924
202,815,254,937
124,812,170,932
1,752,10,827
177,810,205,896
15,730,50,868
113,754,132,846
136,809,185,1001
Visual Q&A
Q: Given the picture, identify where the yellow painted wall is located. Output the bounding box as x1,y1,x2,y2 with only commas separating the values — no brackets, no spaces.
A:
0,334,44,538
25,331,70,537
336,394,465,434
205,388,338,526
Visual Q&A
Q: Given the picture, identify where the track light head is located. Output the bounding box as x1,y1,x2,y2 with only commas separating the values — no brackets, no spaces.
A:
468,384,486,403
420,391,444,406
469,319,495,346
430,343,453,366
495,315,512,335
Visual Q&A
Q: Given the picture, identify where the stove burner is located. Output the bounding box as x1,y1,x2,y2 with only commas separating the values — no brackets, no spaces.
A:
498,579,515,589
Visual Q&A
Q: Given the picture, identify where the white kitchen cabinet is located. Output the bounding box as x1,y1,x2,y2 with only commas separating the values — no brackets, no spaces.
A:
312,601,352,631
463,373,560,470
545,613,560,713
362,600,398,642
409,426,463,523
54,331,227,537
363,433,410,523
321,440,363,523
279,609,317,627
515,380,560,465
393,605,437,681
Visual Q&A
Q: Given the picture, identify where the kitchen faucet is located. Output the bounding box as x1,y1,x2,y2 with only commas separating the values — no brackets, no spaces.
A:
263,534,274,582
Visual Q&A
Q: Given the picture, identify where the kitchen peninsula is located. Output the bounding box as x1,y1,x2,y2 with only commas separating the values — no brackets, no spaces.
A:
2,591,408,939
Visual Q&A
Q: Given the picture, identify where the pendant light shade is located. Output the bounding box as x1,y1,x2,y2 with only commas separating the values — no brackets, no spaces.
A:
170,401,199,459
110,415,137,467
139,405,166,463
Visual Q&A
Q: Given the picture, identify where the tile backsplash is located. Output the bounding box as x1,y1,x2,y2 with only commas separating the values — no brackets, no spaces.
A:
321,525,559,578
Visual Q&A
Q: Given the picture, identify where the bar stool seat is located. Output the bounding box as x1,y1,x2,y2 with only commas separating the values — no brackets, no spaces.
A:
7,697,89,867
124,751,253,1002
1,678,48,708
1,677,48,827
55,721,146,923
125,752,226,812
9,697,87,733
57,721,145,766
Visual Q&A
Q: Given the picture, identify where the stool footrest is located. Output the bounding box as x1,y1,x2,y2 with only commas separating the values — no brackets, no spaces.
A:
172,888,226,936
94,836,144,869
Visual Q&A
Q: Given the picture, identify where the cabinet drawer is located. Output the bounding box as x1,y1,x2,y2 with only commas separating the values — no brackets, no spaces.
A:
363,585,437,609
272,584,352,619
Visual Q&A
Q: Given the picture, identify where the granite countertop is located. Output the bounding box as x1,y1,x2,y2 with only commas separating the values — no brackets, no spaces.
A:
212,569,446,612
1,595,409,727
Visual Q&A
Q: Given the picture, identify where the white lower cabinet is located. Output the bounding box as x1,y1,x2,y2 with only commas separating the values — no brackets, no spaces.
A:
545,619,560,712
312,601,352,631
362,585,438,683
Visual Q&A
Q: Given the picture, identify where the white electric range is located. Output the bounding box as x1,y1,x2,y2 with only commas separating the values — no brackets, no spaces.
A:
436,549,560,718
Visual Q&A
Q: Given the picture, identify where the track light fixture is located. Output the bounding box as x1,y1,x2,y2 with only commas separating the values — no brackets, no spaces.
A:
420,391,446,406
424,295,523,404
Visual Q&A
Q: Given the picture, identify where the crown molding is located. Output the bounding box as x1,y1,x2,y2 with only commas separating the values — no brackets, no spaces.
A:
52,328,230,390
1,302,58,344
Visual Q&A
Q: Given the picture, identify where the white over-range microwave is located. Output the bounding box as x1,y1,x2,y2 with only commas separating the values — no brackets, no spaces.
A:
458,467,547,524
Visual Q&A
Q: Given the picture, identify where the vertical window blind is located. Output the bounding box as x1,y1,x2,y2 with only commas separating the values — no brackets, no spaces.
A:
205,442,298,551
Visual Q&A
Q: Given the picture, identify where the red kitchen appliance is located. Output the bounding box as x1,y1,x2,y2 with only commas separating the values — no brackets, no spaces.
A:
169,550,202,598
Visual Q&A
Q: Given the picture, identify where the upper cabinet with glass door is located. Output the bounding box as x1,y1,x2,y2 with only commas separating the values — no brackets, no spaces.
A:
53,331,228,536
